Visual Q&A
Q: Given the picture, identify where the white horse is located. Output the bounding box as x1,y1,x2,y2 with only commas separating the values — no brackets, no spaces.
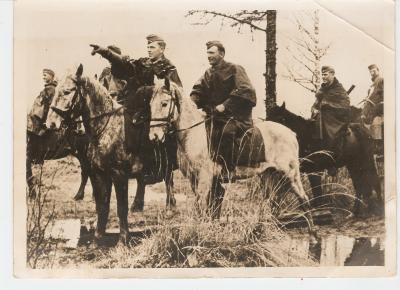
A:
148,79,316,239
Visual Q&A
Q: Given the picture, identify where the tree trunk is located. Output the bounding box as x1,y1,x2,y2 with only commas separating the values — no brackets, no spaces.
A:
265,10,277,117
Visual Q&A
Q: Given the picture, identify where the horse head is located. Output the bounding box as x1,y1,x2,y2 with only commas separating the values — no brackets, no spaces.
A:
267,101,290,124
99,68,127,103
47,64,87,129
149,78,181,142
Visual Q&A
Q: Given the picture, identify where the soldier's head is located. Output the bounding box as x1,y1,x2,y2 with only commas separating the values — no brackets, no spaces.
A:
206,40,225,67
321,65,335,85
42,68,55,84
146,34,166,61
368,64,380,80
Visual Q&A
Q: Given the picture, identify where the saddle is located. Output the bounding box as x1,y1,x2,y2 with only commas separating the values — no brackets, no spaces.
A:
235,126,266,167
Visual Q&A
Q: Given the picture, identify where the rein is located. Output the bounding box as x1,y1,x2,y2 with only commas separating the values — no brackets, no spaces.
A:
55,78,122,142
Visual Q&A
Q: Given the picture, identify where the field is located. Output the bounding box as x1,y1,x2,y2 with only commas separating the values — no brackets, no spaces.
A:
26,156,385,269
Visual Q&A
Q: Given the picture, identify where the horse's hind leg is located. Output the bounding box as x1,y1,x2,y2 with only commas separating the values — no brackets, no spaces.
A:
131,173,145,212
207,175,225,219
165,169,176,209
112,171,129,245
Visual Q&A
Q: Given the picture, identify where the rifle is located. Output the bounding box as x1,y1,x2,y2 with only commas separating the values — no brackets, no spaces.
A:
347,84,355,95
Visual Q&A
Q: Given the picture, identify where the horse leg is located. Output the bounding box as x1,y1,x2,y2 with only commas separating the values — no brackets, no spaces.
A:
207,175,225,219
287,162,317,243
92,170,112,241
165,169,176,209
112,171,129,245
308,173,325,207
131,173,145,212
73,153,90,201
346,163,369,218
26,157,37,199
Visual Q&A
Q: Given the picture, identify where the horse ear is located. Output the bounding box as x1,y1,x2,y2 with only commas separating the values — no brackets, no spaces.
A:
76,64,83,78
103,78,109,90
164,77,170,91
281,101,286,110
94,73,98,80
121,79,127,90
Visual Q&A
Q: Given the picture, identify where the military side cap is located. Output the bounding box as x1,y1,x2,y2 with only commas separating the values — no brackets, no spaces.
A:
368,64,379,70
107,45,122,55
206,40,225,53
43,68,55,77
321,65,335,73
146,34,164,44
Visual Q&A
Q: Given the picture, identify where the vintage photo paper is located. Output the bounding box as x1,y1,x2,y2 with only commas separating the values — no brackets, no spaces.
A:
13,0,396,278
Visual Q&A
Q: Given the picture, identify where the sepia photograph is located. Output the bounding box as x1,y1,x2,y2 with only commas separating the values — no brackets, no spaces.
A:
12,0,396,278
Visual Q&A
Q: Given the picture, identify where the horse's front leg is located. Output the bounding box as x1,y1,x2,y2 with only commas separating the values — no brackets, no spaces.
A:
308,173,325,207
289,165,318,244
73,153,90,201
131,173,146,212
165,169,176,209
26,157,37,199
92,170,112,241
112,170,129,245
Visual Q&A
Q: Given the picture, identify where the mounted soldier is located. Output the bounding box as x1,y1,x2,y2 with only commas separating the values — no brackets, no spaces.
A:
27,69,58,136
190,40,257,179
361,64,384,154
311,66,351,173
90,34,182,177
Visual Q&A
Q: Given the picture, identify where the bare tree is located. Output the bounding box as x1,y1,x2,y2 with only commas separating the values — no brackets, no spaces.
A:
186,10,277,117
283,10,330,94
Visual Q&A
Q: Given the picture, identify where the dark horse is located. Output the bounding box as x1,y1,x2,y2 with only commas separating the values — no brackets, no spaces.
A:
27,117,91,200
267,102,382,216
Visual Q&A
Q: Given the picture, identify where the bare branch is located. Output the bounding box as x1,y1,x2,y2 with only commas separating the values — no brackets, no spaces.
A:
186,10,267,32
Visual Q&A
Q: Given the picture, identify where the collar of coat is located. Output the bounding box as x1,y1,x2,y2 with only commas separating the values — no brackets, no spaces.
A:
320,77,339,90
44,80,58,88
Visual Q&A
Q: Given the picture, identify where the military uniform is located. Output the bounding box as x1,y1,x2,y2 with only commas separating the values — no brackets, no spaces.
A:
362,75,384,125
312,76,350,151
191,58,256,173
27,73,57,136
91,37,182,176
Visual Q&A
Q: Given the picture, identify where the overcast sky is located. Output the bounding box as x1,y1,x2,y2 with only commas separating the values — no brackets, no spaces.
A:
15,0,394,118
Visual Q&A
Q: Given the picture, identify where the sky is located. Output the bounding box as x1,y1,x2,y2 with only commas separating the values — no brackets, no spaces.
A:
15,0,394,118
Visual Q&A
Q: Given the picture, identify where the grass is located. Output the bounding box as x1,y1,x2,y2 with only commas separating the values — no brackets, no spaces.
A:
28,154,384,269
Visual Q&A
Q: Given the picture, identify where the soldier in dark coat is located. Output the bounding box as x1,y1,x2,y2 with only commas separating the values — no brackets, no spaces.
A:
311,65,350,156
90,35,182,174
27,69,58,136
190,41,256,175
362,64,384,125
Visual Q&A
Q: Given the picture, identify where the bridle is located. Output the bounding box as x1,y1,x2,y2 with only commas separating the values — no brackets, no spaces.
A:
149,86,180,131
52,77,122,142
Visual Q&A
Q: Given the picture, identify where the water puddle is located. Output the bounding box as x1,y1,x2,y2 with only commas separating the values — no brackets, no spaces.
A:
287,235,384,266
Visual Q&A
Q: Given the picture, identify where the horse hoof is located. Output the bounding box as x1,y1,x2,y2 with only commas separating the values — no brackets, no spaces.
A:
73,192,84,201
130,203,144,213
166,198,177,208
94,229,105,241
117,235,129,247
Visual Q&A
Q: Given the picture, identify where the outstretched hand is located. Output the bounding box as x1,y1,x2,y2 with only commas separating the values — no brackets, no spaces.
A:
90,44,102,56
